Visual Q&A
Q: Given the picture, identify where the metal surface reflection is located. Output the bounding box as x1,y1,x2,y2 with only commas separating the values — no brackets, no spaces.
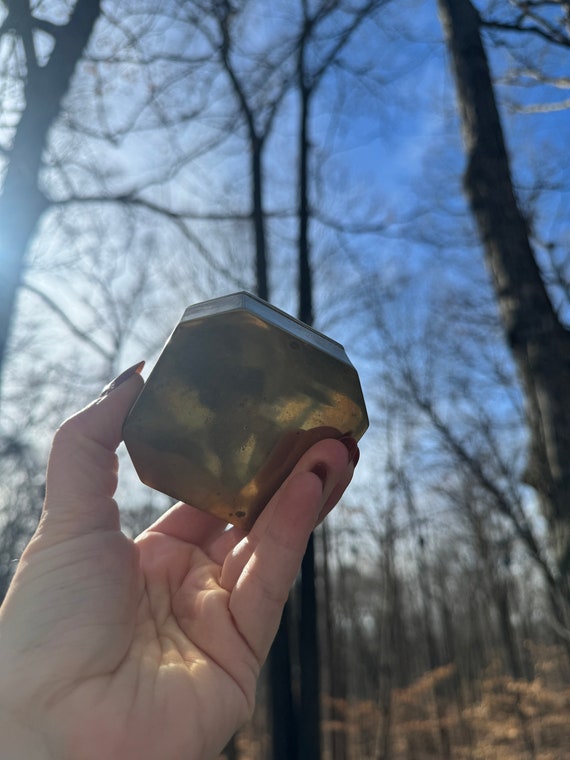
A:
123,292,368,530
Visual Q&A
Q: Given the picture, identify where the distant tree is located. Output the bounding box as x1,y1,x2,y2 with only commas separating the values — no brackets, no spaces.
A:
482,1,570,50
0,431,43,601
291,1,391,755
0,0,102,392
437,0,570,607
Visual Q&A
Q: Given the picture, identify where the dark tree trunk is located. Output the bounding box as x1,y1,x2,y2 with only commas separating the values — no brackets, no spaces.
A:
437,0,570,594
248,147,297,759
0,0,102,392
297,79,314,327
299,535,321,760
252,135,269,301
269,605,299,760
296,50,322,755
496,582,524,680
219,4,295,747
322,524,348,760
217,1,270,304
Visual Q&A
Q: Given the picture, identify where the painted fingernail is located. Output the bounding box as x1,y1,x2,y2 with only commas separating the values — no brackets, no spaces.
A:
99,361,145,398
352,446,360,467
339,436,358,463
310,462,329,491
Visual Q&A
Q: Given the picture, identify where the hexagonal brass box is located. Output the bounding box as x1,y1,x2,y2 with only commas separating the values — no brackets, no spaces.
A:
123,292,368,530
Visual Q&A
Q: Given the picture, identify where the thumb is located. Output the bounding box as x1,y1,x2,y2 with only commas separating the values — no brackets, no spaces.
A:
41,362,144,536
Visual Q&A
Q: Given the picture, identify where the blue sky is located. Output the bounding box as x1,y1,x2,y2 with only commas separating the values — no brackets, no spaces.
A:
1,0,568,543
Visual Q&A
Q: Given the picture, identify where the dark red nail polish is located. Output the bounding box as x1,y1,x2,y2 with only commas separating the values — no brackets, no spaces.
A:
339,436,358,462
311,462,328,490
352,446,360,467
100,361,145,398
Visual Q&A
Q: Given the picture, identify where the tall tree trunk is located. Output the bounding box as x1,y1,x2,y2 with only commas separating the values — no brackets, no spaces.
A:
251,135,269,301
437,0,570,595
269,605,299,760
247,135,297,760
241,88,296,760
322,523,348,760
297,58,321,758
297,78,314,327
217,1,270,304
375,528,397,760
299,535,321,760
219,4,296,749
0,0,102,393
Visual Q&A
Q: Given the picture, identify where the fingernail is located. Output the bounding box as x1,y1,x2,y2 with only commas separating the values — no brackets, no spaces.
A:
99,361,145,397
310,462,328,491
339,436,358,463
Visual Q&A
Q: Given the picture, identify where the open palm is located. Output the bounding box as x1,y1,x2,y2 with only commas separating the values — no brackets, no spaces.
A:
0,371,354,760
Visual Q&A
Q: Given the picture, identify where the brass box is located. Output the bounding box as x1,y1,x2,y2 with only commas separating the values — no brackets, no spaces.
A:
123,292,368,530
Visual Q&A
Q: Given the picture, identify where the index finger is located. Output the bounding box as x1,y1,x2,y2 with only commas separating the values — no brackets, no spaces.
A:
226,438,352,663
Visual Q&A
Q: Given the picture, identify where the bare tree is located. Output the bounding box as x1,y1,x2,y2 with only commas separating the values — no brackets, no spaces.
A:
0,0,102,391
0,431,43,601
437,0,570,603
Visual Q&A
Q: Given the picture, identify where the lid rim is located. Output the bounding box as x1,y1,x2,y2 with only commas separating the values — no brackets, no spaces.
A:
180,291,354,368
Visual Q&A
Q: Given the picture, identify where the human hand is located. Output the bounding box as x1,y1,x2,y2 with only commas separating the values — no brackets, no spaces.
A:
0,364,357,760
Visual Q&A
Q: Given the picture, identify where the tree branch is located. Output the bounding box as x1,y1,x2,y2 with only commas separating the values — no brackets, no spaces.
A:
22,281,114,361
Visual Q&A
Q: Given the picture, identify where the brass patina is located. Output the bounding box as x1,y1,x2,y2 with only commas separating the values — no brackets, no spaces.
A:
123,292,368,530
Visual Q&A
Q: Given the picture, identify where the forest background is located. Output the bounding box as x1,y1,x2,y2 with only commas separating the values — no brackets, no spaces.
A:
1,1,570,758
